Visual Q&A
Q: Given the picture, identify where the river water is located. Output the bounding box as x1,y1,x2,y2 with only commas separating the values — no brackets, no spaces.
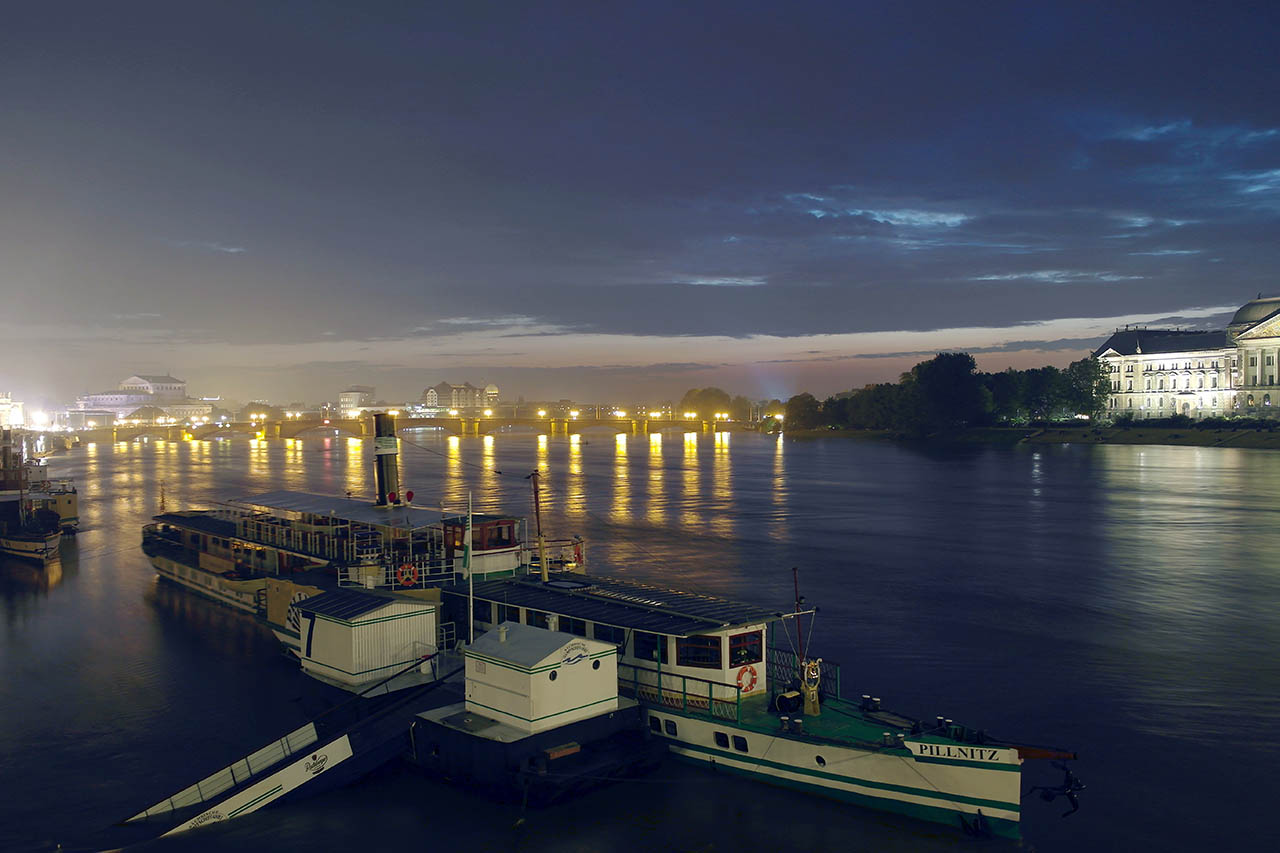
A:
2,430,1278,851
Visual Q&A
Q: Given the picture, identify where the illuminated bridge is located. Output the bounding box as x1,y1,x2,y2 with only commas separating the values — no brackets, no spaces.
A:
82,414,743,443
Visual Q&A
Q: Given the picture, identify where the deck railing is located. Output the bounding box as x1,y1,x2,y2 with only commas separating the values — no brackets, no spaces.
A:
765,647,841,701
618,662,742,723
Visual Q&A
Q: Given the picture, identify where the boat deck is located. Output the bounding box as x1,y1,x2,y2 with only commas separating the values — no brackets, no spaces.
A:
735,694,918,747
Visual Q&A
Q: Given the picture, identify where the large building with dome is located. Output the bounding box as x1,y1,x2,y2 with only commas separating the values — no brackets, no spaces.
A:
1094,295,1280,419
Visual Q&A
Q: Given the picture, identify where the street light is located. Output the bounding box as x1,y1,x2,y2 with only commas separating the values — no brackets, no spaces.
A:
483,409,493,417
684,411,697,419
537,409,547,417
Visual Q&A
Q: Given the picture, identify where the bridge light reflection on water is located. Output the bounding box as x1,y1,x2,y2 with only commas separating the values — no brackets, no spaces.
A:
612,433,629,523
566,433,584,517
711,431,733,537
647,432,664,525
682,432,700,527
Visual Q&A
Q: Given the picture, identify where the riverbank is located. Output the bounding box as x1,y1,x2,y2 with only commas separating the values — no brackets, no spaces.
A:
776,425,1280,449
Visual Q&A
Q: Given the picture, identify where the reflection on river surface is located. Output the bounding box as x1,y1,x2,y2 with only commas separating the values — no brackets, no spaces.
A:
2,433,1279,851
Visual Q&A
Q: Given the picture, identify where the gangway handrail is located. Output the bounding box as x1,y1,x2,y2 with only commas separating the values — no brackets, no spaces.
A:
121,651,452,825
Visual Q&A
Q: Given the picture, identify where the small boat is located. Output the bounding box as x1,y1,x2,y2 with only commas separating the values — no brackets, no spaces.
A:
1,429,63,564
25,458,80,533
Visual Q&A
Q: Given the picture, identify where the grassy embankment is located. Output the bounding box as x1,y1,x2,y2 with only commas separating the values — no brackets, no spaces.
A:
775,425,1280,449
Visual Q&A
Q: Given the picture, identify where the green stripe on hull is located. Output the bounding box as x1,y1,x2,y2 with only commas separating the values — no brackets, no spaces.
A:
670,748,1020,839
670,737,1019,814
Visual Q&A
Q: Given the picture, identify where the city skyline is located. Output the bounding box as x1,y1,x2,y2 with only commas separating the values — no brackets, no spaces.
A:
3,2,1276,407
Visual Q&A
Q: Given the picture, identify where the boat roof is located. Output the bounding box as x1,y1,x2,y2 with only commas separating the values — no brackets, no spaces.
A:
445,572,782,637
152,511,237,537
468,621,591,668
295,588,393,619
227,490,441,528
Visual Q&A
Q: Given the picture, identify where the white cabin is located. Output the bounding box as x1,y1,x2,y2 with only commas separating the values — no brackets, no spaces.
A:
465,622,618,734
295,589,438,690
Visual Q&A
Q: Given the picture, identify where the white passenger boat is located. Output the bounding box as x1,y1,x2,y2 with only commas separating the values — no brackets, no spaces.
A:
439,571,1080,839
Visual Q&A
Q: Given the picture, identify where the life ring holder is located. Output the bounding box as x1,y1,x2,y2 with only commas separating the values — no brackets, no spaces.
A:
736,664,758,693
397,563,418,587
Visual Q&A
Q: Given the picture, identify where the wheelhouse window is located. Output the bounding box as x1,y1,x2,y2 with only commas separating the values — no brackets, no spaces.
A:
593,623,625,645
473,600,492,624
526,609,549,629
560,616,587,637
730,631,763,666
676,635,723,669
634,631,669,664
498,604,520,624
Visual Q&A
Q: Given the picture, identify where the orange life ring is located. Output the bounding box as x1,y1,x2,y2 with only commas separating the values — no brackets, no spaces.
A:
736,664,758,693
397,563,418,587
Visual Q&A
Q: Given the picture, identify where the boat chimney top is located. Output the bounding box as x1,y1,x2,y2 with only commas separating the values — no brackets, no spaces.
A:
498,625,508,643
372,412,401,506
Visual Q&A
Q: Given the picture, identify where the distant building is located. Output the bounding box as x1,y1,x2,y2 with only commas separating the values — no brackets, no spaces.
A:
339,386,376,417
74,374,212,422
420,382,499,411
118,375,187,399
1094,295,1280,419
0,393,24,427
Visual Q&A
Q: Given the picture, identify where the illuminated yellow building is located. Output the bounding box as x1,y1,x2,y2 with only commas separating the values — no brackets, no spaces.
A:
1094,295,1280,418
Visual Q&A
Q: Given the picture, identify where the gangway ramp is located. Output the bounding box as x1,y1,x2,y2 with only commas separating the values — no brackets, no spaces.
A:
87,659,463,848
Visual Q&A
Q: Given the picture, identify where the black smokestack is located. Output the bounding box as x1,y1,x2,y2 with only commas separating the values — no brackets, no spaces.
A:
372,413,400,506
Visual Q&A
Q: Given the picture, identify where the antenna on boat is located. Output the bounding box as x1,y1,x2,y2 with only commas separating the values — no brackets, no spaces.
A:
526,470,549,582
466,491,474,644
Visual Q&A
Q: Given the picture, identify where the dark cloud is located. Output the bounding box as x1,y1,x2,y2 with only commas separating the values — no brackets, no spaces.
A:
2,1,1278,401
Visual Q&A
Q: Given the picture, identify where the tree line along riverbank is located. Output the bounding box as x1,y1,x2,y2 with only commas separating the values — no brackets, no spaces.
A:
777,424,1280,450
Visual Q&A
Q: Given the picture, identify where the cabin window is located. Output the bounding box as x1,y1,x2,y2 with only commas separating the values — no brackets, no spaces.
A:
664,720,677,737
498,604,520,624
732,735,748,752
560,616,587,637
677,635,723,669
650,716,662,733
473,600,492,624
526,609,549,629
592,623,625,646
714,732,729,748
730,631,763,666
634,632,669,664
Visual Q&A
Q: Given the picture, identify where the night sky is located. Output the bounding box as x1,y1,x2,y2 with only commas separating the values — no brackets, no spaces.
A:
4,1,1278,407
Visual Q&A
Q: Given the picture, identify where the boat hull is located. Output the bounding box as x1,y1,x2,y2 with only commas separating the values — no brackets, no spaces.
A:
148,554,265,615
1,530,61,563
645,709,1022,839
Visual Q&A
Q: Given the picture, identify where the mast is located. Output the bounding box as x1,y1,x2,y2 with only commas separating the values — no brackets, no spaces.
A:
466,491,474,643
530,470,548,582
792,566,804,662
